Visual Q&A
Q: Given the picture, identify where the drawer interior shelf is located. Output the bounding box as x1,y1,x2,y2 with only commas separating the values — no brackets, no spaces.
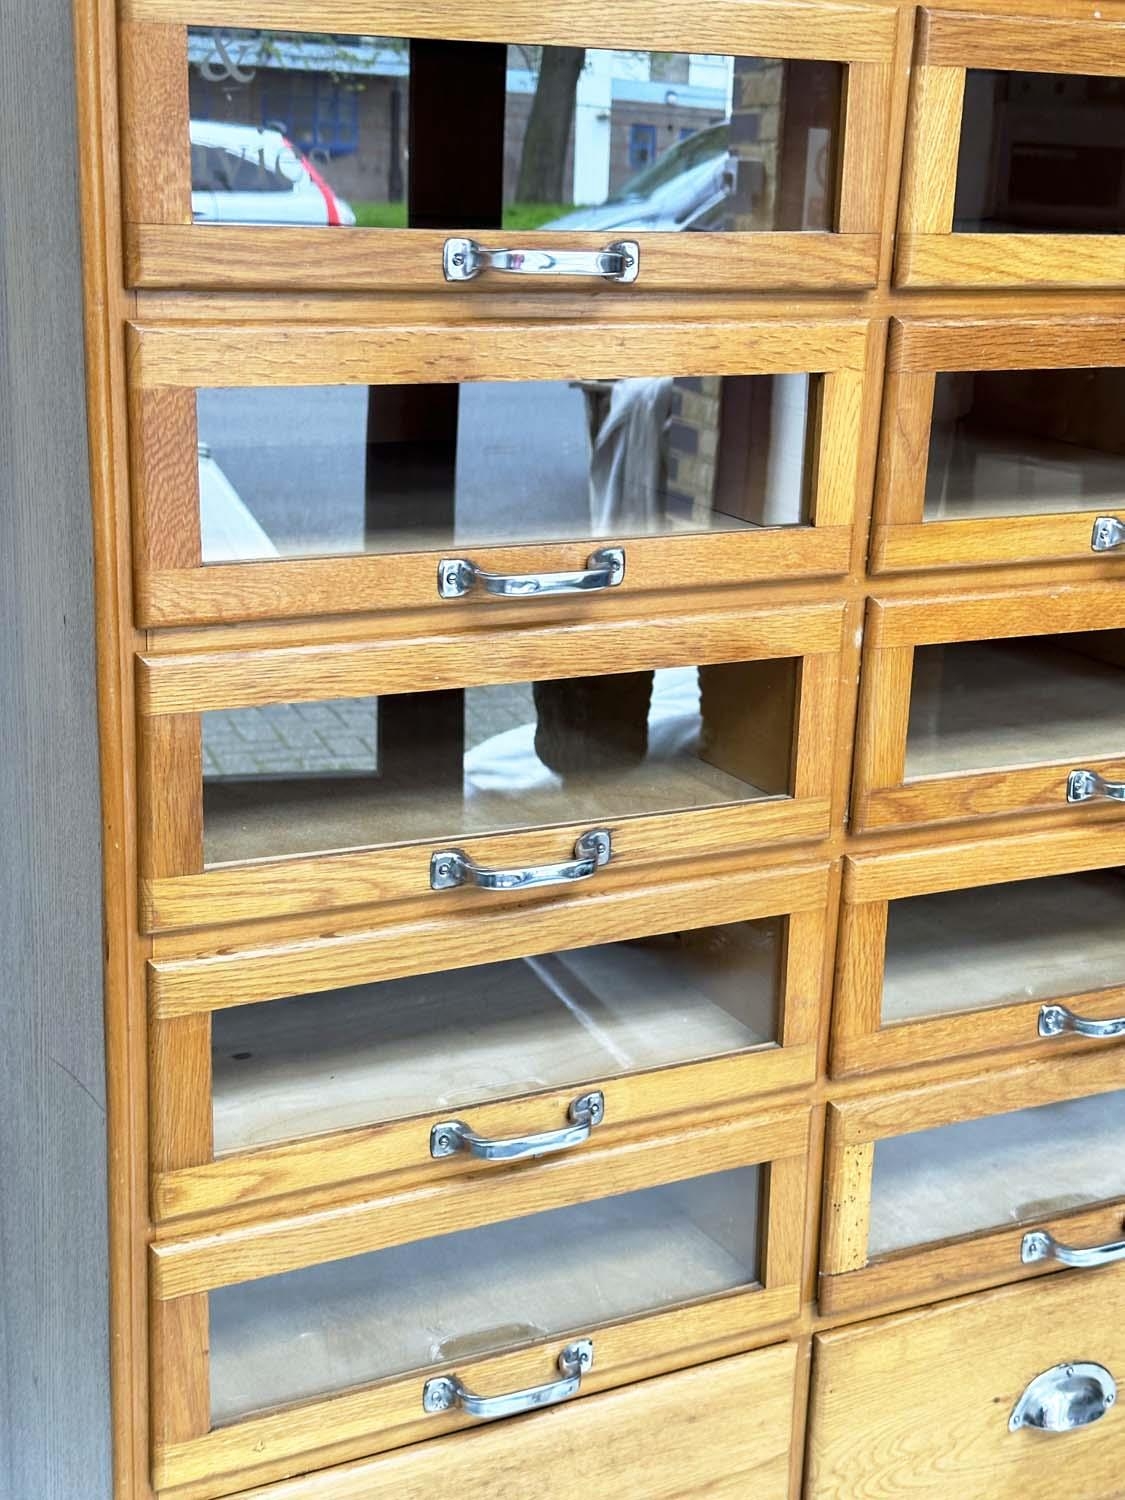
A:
882,869,1125,1024
869,1089,1125,1258
209,1165,762,1423
904,635,1125,779
213,922,781,1154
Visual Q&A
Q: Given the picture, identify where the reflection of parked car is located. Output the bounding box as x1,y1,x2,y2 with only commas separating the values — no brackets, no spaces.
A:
546,125,732,233
190,120,356,226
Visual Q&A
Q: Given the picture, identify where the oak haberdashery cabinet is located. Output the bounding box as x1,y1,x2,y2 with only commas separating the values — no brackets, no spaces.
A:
18,0,1121,1495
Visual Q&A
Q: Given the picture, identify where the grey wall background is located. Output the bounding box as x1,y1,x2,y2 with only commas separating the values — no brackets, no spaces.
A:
0,0,113,1494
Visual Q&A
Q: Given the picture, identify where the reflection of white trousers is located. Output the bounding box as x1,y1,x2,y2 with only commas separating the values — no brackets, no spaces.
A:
588,377,675,532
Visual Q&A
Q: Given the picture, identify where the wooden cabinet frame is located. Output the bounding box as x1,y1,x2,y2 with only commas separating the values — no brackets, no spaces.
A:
871,318,1125,574
137,601,845,932
128,318,872,629
820,1052,1125,1318
119,0,894,295
833,824,1125,1077
149,864,830,1221
149,1108,810,1495
896,9,1125,289
852,583,1125,833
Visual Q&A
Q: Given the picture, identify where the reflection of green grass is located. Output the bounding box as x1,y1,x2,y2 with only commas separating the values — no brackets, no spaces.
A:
351,201,576,230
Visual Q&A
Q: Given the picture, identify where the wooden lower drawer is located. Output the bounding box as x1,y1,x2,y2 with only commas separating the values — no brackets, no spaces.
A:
223,1343,800,1500
806,1265,1125,1500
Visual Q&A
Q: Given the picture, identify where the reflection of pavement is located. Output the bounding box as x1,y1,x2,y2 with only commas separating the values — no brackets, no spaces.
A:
203,684,536,779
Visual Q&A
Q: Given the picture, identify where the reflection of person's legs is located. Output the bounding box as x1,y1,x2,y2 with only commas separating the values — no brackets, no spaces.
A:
533,673,654,777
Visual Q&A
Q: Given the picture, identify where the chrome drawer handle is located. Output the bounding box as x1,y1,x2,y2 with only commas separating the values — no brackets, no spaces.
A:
1067,769,1125,803
1009,1361,1117,1433
423,1339,594,1420
1092,517,1125,552
431,830,612,892
430,1090,605,1162
438,548,625,600
443,237,639,283
1039,1004,1125,1040
1021,1229,1125,1269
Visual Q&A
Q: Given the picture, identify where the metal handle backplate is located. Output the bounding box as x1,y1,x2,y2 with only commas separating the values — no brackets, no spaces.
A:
438,548,625,600
431,830,612,892
1067,769,1125,804
1092,517,1125,552
423,1339,594,1420
1021,1229,1125,1269
431,1091,605,1162
1039,1003,1125,1039
1009,1361,1117,1433
444,237,639,282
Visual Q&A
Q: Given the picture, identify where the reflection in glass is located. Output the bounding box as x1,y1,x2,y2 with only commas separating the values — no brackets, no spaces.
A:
186,29,842,233
882,871,1125,1025
196,375,817,563
213,918,784,1153
904,632,1125,779
925,369,1125,522
201,660,797,865
209,1164,762,1421
869,1090,1125,1256
953,69,1125,235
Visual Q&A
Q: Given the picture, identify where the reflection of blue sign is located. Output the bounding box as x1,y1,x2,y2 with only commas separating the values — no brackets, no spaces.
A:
629,123,657,170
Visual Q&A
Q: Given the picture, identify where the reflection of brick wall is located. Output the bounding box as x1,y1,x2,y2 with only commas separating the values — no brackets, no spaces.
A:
608,103,723,193
727,58,783,231
665,377,721,522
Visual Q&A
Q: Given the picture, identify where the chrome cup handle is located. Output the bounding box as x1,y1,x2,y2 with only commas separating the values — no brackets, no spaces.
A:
430,1091,605,1162
1067,769,1125,804
1009,1362,1117,1433
1039,1004,1125,1039
444,237,639,282
423,1340,594,1421
438,548,625,600
1091,517,1125,552
430,830,612,893
1021,1229,1125,1269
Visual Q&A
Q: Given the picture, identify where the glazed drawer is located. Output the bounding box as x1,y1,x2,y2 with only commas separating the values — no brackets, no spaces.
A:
150,864,829,1220
137,603,843,932
119,0,894,294
200,1344,801,1500
833,824,1125,1076
872,317,1125,574
149,1109,809,1494
128,318,870,628
819,1054,1125,1317
897,8,1125,290
852,584,1125,833
806,1266,1125,1500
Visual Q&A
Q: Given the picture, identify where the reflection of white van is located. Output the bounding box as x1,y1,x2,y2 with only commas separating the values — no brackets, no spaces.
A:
190,120,356,226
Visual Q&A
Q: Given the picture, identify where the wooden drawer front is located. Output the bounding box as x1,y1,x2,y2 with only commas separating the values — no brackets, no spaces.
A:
128,319,870,630
833,824,1125,1077
807,1266,1125,1500
149,1110,809,1495
193,1343,801,1500
897,9,1125,290
119,1,894,295
151,864,829,1221
819,1054,1125,1319
137,603,843,933
852,585,1125,834
872,318,1125,574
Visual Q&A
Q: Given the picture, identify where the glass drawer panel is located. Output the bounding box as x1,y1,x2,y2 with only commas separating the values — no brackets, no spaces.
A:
213,920,781,1154
882,870,1125,1025
187,30,842,236
925,369,1125,523
903,632,1125,778
869,1090,1125,1257
953,69,1125,236
197,374,817,565
209,1164,762,1422
201,659,797,866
